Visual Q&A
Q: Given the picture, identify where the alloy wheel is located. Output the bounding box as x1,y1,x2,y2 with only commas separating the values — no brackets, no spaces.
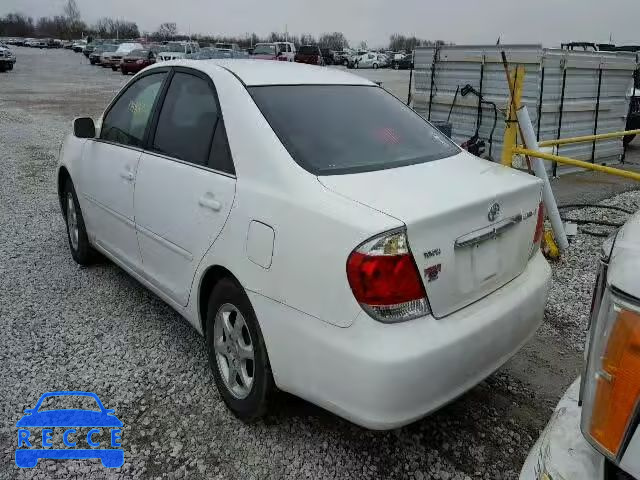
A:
66,193,79,251
213,303,255,399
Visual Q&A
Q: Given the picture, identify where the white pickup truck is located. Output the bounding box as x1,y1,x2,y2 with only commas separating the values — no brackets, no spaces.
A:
521,210,640,480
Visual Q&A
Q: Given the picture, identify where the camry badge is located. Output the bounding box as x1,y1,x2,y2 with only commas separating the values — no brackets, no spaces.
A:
488,202,501,222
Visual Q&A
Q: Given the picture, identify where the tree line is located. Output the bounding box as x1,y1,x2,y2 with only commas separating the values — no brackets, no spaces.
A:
0,1,446,51
0,0,139,40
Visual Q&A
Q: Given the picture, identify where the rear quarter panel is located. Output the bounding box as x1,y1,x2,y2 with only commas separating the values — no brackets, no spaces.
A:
187,68,401,329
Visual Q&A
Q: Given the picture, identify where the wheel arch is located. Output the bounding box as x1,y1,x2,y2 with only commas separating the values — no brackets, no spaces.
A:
198,264,241,334
57,166,72,215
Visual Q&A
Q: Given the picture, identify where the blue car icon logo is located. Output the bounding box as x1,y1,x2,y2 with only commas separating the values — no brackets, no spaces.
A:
15,391,123,468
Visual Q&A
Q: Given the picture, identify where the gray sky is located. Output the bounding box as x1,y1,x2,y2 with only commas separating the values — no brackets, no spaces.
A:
3,0,639,47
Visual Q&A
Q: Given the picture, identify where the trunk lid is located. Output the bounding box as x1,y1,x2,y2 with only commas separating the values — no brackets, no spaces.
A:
319,152,543,318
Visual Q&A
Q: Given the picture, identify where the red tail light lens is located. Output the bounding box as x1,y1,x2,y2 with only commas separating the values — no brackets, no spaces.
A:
347,230,430,323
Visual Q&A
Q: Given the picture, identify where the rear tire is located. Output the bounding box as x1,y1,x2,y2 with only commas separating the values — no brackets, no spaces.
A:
206,278,274,422
121,69,127,75
62,179,97,266
373,63,379,69
111,66,117,71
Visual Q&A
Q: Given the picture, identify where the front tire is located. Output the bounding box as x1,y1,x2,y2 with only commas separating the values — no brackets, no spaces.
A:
111,66,117,71
373,63,379,69
206,278,273,422
63,179,97,265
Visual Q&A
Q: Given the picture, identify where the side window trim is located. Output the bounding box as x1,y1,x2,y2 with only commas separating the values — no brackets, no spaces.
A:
143,149,236,179
98,68,171,147
146,66,236,176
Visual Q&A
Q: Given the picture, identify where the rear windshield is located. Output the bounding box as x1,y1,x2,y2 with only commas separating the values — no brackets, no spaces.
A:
298,46,319,55
249,85,459,175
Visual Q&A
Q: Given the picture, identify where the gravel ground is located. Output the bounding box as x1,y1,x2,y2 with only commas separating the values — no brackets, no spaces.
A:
0,47,639,480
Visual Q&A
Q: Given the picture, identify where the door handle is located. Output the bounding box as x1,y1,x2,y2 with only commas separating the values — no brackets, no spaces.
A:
120,170,135,181
198,194,222,212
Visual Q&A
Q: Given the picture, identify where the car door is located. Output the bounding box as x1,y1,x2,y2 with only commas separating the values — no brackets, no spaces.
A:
134,68,236,306
80,70,168,271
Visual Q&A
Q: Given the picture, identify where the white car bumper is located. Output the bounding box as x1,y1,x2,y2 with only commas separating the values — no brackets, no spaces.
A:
520,378,604,480
249,251,551,430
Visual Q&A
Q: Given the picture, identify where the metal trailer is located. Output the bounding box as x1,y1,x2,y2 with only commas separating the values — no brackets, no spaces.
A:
412,44,638,175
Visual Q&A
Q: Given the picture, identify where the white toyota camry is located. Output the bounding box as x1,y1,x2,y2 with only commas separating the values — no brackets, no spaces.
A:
57,60,551,429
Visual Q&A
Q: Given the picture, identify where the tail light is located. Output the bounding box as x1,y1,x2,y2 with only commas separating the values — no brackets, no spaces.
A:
530,201,544,257
346,229,430,323
581,292,640,458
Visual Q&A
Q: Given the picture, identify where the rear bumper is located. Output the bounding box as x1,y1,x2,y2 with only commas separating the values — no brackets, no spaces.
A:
250,251,551,429
520,379,604,480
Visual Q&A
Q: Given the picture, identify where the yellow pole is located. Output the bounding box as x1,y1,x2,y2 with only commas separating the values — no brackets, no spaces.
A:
501,66,526,166
513,147,640,182
538,129,640,147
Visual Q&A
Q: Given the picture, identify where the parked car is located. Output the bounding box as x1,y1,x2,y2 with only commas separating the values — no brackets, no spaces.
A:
392,53,414,70
100,50,117,68
57,60,550,429
346,50,368,68
273,42,296,61
351,51,383,69
155,42,199,63
320,48,334,65
521,211,640,480
83,40,103,57
187,48,248,60
334,50,351,66
63,40,74,49
294,45,323,65
251,42,289,61
108,42,144,71
0,44,16,72
120,49,156,75
72,40,87,52
89,44,117,65
214,43,240,51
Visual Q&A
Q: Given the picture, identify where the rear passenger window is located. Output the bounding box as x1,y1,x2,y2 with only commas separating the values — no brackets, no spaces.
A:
152,73,219,166
208,120,234,175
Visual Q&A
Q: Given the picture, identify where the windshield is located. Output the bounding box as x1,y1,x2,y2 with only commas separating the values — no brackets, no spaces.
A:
253,44,276,55
250,85,459,175
298,46,318,55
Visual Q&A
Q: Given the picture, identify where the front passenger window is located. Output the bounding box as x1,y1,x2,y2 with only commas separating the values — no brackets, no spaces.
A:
100,73,165,147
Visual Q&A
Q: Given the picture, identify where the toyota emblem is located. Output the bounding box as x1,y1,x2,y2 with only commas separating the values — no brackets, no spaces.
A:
488,202,501,222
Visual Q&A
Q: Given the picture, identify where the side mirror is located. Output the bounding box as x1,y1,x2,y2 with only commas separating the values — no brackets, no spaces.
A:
73,117,95,139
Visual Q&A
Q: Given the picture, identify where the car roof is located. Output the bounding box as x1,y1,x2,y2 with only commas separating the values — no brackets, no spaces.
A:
153,59,374,87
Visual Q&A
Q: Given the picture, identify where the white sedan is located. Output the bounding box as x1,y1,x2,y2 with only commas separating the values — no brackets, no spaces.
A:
57,60,550,429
